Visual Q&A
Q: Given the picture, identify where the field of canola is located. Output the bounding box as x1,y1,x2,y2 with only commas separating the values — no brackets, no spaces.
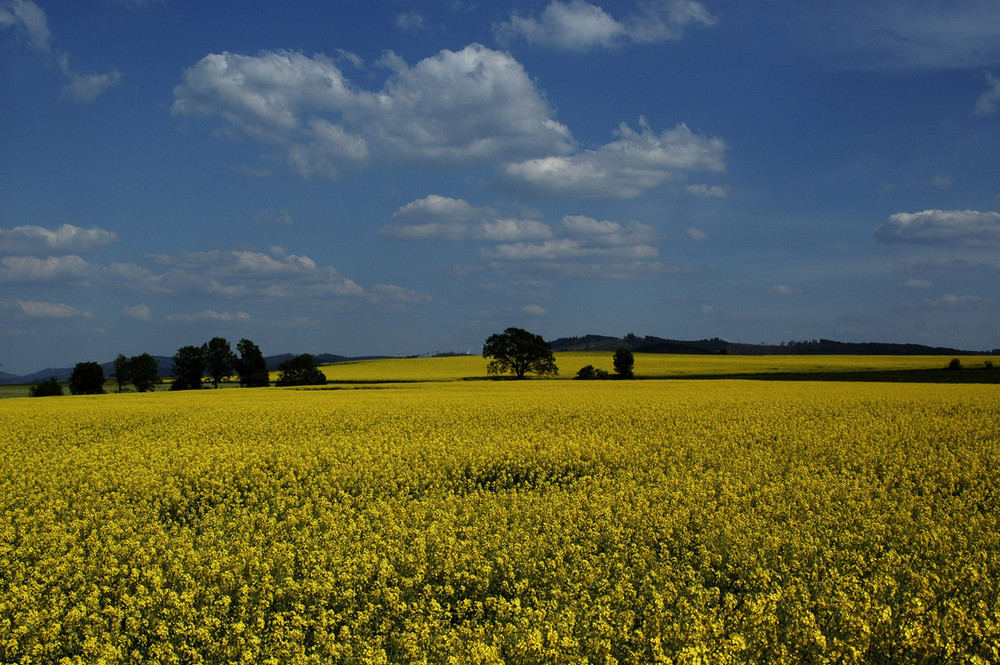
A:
2,367,999,663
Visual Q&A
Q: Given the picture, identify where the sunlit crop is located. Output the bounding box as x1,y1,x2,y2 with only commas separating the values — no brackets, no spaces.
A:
2,371,998,662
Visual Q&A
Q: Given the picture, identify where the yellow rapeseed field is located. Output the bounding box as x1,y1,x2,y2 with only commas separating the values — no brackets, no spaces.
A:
2,362,999,663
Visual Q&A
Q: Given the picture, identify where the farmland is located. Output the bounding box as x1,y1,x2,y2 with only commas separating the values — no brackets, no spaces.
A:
2,355,999,662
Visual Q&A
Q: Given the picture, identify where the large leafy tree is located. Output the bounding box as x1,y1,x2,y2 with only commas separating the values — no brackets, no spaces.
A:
130,353,160,392
69,361,106,395
171,345,206,390
275,354,326,387
482,327,558,379
112,354,132,393
203,337,236,388
613,347,635,379
235,338,269,387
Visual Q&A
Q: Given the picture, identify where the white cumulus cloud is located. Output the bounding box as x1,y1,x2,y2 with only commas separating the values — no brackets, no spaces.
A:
0,223,118,256
504,118,726,198
380,195,552,241
173,45,575,177
494,0,716,51
874,209,1000,245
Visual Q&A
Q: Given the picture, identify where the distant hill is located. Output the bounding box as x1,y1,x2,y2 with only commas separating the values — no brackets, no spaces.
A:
549,334,730,354
549,334,992,356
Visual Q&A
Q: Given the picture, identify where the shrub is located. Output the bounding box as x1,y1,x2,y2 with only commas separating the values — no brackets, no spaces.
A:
29,377,63,397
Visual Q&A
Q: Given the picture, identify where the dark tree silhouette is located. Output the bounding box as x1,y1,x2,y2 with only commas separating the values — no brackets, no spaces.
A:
276,354,326,386
30,377,63,397
171,345,206,390
69,361,106,395
613,347,635,379
482,327,558,379
112,354,132,393
131,353,160,392
235,338,269,387
203,337,236,388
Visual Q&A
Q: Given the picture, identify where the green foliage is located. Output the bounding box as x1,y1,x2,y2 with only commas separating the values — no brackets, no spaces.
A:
275,354,326,386
613,347,635,379
68,362,105,395
575,365,609,380
482,327,558,379
112,354,132,393
171,345,206,390
130,353,160,392
946,358,963,371
203,337,236,388
29,377,63,397
235,338,269,387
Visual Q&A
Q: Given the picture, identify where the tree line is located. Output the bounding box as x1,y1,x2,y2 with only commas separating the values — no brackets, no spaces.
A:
28,337,328,396
28,325,630,396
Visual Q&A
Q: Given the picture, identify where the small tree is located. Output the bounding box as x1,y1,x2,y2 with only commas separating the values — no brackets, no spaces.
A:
276,354,326,386
30,377,63,397
69,361,106,395
112,354,132,393
171,345,206,390
482,327,558,379
131,353,160,392
203,337,236,388
613,347,635,379
235,338,269,387
575,365,609,380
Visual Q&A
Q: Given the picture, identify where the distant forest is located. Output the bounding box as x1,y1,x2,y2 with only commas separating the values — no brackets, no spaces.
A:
548,334,999,356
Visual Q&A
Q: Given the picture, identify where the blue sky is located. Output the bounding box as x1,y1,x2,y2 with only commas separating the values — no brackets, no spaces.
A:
2,0,999,374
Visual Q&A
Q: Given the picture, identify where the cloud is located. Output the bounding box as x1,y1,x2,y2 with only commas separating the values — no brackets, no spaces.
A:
0,0,50,52
394,11,426,33
122,303,152,321
253,208,295,228
771,285,801,296
0,299,91,319
503,118,726,198
1,3,119,102
685,183,729,198
686,227,707,241
167,309,251,323
560,215,657,245
973,72,1000,115
909,294,986,309
0,255,101,283
380,195,552,241
521,304,548,316
383,197,666,278
494,0,716,51
58,54,122,103
0,224,118,255
874,209,1000,245
902,278,933,289
495,0,624,50
173,45,574,177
